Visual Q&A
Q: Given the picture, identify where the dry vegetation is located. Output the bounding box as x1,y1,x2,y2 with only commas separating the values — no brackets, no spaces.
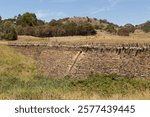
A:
51,30,150,45
10,30,150,46
0,45,38,80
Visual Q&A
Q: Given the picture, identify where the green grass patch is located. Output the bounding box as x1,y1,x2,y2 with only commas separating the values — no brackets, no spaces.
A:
0,74,150,100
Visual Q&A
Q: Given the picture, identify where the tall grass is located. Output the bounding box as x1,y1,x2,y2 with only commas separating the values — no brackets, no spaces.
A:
0,45,38,79
0,74,150,100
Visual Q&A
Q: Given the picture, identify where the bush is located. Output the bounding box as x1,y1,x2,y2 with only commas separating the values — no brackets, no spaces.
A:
124,24,135,33
117,24,135,36
64,22,77,36
105,24,117,34
3,29,17,40
141,21,150,33
0,32,3,40
16,15,96,37
35,25,52,37
0,23,3,40
2,21,17,40
0,16,2,24
16,12,38,27
77,22,96,36
117,27,130,36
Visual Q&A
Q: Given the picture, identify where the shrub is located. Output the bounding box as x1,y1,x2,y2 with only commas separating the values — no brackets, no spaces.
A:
64,22,77,36
77,22,96,35
35,25,52,37
117,27,130,36
141,21,150,33
0,32,3,40
0,23,3,40
124,24,135,33
105,24,117,34
16,12,37,27
2,21,17,40
117,24,135,36
0,16,2,23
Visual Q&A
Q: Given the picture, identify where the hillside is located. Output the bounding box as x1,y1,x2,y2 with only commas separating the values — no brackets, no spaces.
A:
58,16,119,29
0,12,150,41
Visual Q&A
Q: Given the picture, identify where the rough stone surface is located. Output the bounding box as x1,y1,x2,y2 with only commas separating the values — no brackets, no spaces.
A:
9,43,150,78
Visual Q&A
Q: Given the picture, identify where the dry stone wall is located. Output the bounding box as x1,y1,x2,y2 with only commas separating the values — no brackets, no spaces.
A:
9,43,150,78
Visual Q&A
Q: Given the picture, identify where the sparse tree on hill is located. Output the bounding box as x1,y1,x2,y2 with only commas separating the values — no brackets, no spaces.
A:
105,24,117,34
0,16,2,24
117,27,130,36
117,24,135,36
124,23,135,33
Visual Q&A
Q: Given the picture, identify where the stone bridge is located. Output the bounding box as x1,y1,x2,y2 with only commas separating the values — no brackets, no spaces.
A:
8,42,150,78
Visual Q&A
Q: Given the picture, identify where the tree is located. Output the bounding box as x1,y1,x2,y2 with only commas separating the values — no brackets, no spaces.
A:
105,24,117,34
35,25,52,37
0,16,2,23
124,23,135,33
117,27,130,36
16,12,38,26
37,19,45,26
0,16,3,39
3,21,17,40
117,24,135,36
64,22,77,36
77,23,96,35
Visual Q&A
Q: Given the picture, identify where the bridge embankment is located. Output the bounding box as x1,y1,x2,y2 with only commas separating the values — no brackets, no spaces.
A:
8,42,150,78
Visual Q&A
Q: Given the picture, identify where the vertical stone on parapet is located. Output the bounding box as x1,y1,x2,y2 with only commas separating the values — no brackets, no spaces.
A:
100,48,104,52
117,47,122,54
135,43,139,47
68,51,83,76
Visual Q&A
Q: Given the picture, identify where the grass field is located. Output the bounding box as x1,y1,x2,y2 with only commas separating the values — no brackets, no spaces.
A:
0,44,150,100
0,74,150,100
0,45,38,80
13,30,150,45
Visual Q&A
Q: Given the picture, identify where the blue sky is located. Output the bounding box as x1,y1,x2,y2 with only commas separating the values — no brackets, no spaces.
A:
0,0,149,25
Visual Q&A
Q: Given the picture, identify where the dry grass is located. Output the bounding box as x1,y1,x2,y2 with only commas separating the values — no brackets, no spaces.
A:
1,90,150,100
58,30,150,45
9,30,149,46
17,36,49,43
0,45,38,80
0,40,8,45
1,30,150,46
61,90,150,100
